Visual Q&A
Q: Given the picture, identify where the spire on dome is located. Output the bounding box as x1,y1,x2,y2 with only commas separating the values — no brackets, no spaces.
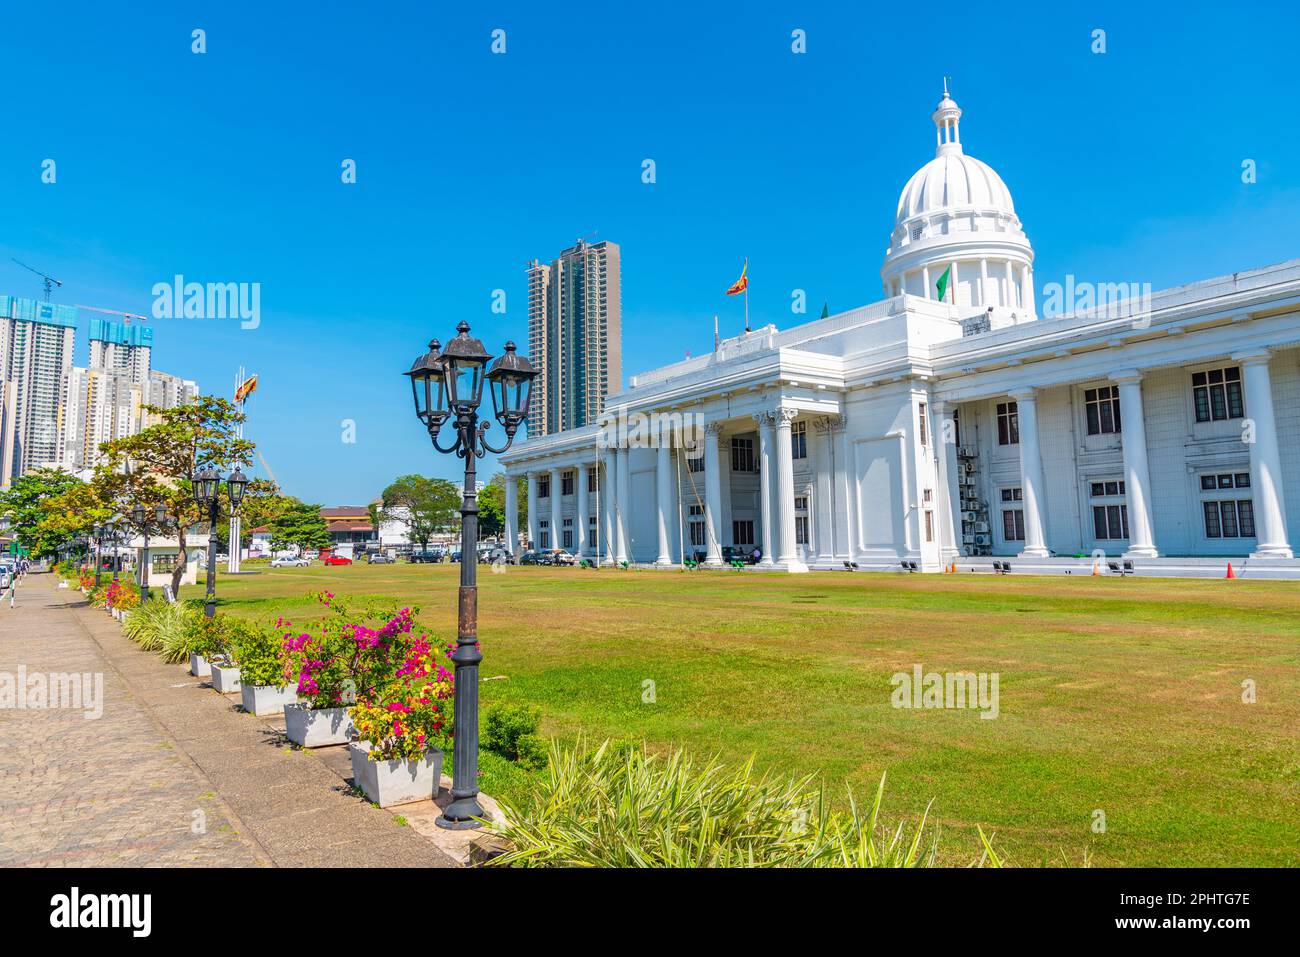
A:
932,80,963,156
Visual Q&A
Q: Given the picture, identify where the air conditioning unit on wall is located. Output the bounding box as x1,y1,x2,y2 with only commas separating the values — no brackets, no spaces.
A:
974,533,991,546
962,510,977,522
974,521,989,533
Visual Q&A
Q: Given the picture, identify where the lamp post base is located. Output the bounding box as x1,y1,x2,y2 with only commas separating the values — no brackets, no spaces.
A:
435,814,485,831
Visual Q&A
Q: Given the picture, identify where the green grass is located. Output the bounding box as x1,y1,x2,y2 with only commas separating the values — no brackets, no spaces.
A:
198,562,1300,866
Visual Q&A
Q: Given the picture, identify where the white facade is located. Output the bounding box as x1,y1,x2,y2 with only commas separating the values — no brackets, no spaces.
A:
501,90,1300,575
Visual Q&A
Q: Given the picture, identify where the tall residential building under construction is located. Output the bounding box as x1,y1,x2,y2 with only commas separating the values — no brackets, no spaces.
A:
526,239,621,437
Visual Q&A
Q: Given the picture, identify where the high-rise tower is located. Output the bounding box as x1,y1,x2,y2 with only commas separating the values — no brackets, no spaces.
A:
525,239,622,437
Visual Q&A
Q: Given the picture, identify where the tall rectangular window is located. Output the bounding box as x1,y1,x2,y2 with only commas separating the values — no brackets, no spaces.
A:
731,437,755,472
561,471,574,496
791,421,807,459
997,402,1020,445
587,467,598,493
538,475,550,498
1000,487,1024,541
1192,367,1244,423
687,452,705,473
918,402,928,446
688,504,706,547
1199,471,1254,538
1084,386,1122,435
732,520,754,546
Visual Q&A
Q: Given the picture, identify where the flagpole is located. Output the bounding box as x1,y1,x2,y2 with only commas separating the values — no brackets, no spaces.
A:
744,286,750,333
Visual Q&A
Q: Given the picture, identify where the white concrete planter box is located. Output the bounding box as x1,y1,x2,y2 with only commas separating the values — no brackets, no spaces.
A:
189,653,211,678
284,704,355,747
210,663,242,694
240,682,301,716
349,741,444,808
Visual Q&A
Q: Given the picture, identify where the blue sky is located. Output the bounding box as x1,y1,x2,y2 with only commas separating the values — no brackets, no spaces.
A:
2,1,1296,504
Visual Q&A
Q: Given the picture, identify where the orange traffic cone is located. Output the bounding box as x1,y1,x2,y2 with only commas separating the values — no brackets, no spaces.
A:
1092,562,1099,576
1226,562,1236,579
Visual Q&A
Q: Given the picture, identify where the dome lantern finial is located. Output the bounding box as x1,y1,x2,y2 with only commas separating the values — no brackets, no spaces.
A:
933,80,962,156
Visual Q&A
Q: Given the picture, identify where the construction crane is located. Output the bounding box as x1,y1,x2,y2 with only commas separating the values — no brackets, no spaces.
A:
11,259,63,302
76,303,149,326
257,451,280,492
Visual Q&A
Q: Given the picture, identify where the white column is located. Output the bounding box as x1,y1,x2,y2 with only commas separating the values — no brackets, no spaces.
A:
1111,371,1158,558
615,447,630,563
526,471,540,550
753,412,775,566
1012,389,1049,557
922,265,931,301
702,422,724,566
655,433,673,566
505,474,519,557
833,417,855,562
934,400,962,562
812,417,835,566
1004,261,1016,308
1020,263,1034,315
774,408,808,572
549,467,563,553
601,446,617,565
978,258,989,308
1235,351,1293,558
576,463,590,558
949,261,959,305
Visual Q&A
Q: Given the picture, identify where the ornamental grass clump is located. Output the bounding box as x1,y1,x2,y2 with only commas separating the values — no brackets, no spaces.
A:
122,598,181,651
490,739,1004,868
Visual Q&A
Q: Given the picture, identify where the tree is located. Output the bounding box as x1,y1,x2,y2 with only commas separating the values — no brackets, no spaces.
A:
95,396,257,595
221,490,292,550
378,475,460,549
0,468,91,558
479,472,526,539
269,500,331,553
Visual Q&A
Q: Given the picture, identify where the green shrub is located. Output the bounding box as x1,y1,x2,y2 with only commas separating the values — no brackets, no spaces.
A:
483,704,547,769
490,739,1003,868
230,620,289,688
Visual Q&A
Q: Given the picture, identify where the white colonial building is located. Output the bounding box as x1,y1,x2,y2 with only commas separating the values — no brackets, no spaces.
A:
500,89,1300,576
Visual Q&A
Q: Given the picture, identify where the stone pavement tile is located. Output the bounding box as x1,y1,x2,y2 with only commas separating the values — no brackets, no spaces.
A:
0,579,266,868
18,575,456,868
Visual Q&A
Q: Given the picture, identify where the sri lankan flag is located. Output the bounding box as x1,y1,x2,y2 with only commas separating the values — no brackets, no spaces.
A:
725,259,749,296
235,374,259,403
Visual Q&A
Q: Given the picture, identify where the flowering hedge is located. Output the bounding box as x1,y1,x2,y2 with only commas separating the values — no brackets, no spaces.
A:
104,579,140,611
276,591,453,760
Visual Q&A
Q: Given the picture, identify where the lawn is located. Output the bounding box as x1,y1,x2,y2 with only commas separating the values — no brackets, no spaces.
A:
200,562,1300,867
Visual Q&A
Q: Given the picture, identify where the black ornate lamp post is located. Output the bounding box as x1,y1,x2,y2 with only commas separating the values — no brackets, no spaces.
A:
93,524,106,588
405,322,536,830
192,465,248,619
129,503,172,603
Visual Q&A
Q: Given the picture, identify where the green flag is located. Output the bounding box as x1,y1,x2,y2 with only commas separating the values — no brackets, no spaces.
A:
820,301,829,319
935,265,952,302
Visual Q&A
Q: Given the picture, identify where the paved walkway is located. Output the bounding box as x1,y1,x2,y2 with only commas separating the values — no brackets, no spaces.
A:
0,573,454,867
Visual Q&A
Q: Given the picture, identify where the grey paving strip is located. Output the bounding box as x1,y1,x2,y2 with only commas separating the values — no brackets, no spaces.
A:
2,575,455,868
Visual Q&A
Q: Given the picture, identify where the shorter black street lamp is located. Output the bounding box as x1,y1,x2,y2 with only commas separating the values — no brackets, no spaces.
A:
128,502,173,603
404,322,535,830
93,524,108,588
192,465,249,618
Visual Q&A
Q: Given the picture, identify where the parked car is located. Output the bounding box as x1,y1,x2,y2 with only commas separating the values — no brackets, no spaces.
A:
519,550,543,565
322,554,353,566
721,545,758,565
367,553,394,564
548,548,577,566
408,550,444,563
270,556,310,568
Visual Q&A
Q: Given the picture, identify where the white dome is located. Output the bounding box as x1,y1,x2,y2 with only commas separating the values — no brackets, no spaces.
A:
881,85,1036,321
894,152,1016,225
